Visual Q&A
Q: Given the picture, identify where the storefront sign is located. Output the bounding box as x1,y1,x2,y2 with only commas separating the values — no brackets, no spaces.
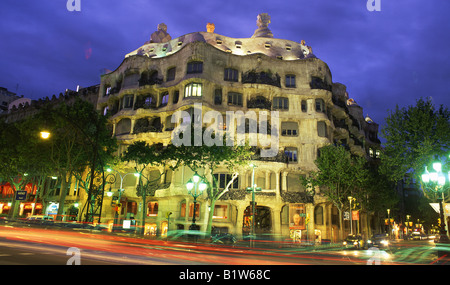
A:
15,191,27,201
289,203,306,230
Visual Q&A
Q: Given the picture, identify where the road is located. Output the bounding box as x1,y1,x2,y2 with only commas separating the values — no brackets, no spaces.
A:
0,223,447,266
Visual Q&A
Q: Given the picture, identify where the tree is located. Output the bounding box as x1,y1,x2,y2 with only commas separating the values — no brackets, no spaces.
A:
302,144,370,240
33,98,117,221
121,141,179,234
169,126,253,235
381,97,450,187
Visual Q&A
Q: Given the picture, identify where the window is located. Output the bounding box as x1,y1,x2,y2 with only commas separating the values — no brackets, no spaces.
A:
122,95,134,109
314,206,323,225
213,205,228,219
180,201,200,219
301,100,307,112
224,68,239,82
285,75,296,88
187,61,203,74
167,67,176,81
123,73,139,89
317,121,328,137
160,92,169,107
173,91,179,104
285,147,298,163
228,92,243,106
281,121,298,136
214,89,222,105
147,202,158,216
105,86,111,96
273,97,289,110
184,83,202,98
102,106,109,116
213,174,239,189
315,99,325,112
144,96,154,108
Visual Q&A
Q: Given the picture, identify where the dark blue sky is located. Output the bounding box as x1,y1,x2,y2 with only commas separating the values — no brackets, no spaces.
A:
1,0,449,130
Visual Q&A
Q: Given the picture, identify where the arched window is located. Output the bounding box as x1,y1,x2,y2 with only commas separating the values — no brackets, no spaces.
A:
184,83,202,98
314,206,323,225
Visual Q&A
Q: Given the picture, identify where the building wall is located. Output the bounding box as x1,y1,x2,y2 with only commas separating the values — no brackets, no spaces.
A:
95,30,381,241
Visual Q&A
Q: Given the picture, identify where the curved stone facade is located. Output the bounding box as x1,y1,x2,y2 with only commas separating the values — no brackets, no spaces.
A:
97,18,381,242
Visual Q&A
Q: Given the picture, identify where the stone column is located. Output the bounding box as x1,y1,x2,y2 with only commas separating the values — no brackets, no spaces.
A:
272,206,282,240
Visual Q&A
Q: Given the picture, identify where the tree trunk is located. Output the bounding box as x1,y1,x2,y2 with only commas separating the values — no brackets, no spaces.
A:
57,174,70,221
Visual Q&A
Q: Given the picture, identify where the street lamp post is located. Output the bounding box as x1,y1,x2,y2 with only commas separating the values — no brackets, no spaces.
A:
348,196,353,236
421,162,450,244
186,173,207,230
107,168,140,231
406,214,410,240
246,164,261,246
387,208,391,239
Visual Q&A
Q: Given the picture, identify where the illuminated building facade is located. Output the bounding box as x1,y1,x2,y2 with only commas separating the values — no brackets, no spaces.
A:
97,14,381,241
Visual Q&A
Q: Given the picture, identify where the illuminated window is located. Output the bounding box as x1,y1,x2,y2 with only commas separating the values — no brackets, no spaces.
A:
180,201,200,218
160,92,169,107
147,202,158,216
184,83,202,98
213,205,228,219
284,147,298,163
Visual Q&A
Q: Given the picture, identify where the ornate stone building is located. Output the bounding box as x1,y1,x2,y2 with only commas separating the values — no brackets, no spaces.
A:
96,14,381,242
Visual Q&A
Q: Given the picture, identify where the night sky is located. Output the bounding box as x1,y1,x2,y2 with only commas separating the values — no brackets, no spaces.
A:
1,0,449,131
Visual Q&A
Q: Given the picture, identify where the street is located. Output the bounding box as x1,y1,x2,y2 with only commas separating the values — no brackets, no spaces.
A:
0,222,447,267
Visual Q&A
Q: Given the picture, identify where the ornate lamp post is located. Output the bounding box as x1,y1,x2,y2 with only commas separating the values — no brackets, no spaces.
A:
348,196,354,236
186,173,207,230
107,168,140,231
421,162,449,244
246,163,261,246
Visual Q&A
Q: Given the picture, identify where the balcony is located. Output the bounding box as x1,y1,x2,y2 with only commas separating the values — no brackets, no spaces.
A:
242,70,281,88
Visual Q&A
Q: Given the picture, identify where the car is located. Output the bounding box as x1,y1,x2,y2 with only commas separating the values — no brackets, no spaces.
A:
367,234,389,248
410,231,427,240
343,235,365,249
26,215,54,225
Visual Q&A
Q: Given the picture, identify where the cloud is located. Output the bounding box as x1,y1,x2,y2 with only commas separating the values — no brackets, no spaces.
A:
0,0,448,128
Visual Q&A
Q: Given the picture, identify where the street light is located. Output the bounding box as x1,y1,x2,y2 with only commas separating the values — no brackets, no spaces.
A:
186,173,207,230
107,168,140,231
387,208,391,239
421,162,450,244
40,131,50,139
348,196,353,236
246,163,261,246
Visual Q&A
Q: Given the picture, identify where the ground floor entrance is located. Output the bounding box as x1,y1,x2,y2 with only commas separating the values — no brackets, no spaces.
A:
242,205,272,238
